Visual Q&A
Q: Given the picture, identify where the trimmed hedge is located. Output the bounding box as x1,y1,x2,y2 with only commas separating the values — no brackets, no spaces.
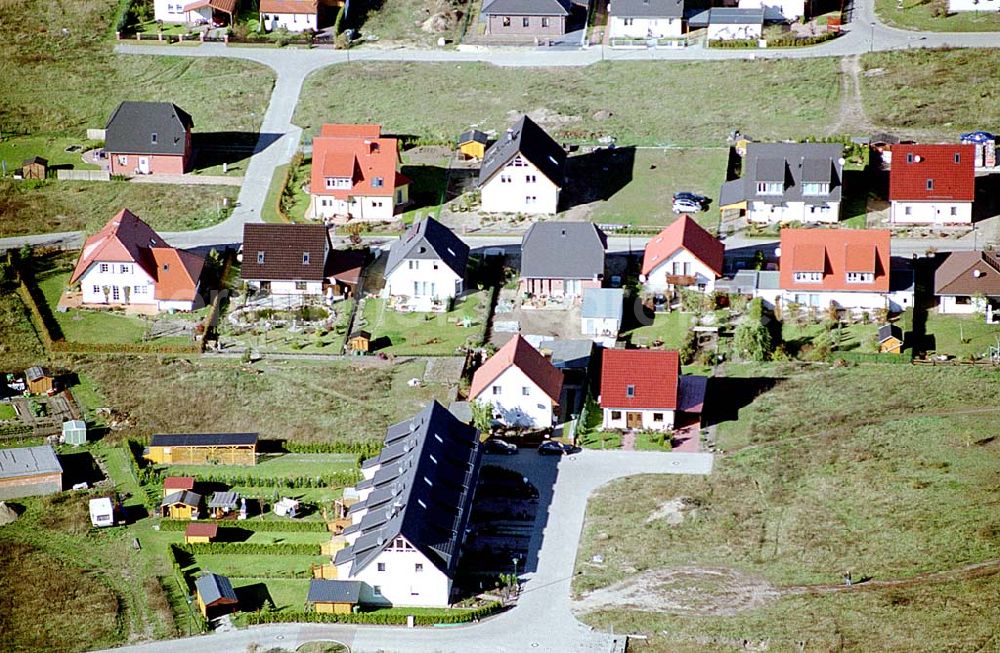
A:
183,469,360,489
237,602,503,626
176,542,321,556
158,519,330,532
283,441,380,457
830,350,913,364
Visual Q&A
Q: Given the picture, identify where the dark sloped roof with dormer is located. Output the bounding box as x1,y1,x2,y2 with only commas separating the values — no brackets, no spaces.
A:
241,224,331,283
479,115,566,187
384,216,469,278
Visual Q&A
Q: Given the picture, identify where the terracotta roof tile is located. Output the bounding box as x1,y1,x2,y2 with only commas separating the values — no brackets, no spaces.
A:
164,476,196,491
310,124,407,198
470,335,563,403
184,522,218,538
889,144,975,202
642,216,724,277
600,349,679,410
779,229,890,293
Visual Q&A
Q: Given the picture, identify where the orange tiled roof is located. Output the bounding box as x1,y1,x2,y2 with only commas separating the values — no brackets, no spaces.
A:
779,228,891,293
641,215,724,277
310,124,410,198
470,335,563,403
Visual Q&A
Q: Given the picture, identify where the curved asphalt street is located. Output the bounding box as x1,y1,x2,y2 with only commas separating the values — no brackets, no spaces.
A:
94,450,713,653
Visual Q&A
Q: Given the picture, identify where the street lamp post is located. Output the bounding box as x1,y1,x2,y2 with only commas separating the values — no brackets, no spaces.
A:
512,556,520,594
870,22,876,53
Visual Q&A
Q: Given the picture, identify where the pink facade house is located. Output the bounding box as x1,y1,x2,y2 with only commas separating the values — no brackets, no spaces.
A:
519,222,607,299
105,101,194,176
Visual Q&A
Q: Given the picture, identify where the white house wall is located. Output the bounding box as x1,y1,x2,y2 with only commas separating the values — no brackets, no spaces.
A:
385,259,463,302
312,190,408,222
938,295,987,315
248,280,324,296
582,316,620,339
78,262,158,307
645,249,718,293
154,0,187,22
780,290,890,311
738,0,805,20
889,201,972,225
748,200,840,224
602,407,675,431
607,15,682,38
263,11,317,32
480,159,560,215
474,366,556,428
707,22,763,40
341,547,452,607
949,0,999,10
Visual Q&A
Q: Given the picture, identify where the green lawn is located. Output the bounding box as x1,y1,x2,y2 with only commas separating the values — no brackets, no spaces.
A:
163,453,358,480
193,554,326,578
0,403,17,420
875,0,1000,31
0,179,236,238
780,319,879,358
296,60,841,148
923,310,1000,359
361,291,491,355
0,288,46,370
861,50,1000,139
582,148,728,228
574,364,1000,651
0,136,101,173
224,300,354,354
231,577,310,611
76,357,456,445
623,311,695,349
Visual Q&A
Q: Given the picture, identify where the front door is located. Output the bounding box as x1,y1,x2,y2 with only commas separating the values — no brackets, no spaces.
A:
138,157,150,174
626,412,642,429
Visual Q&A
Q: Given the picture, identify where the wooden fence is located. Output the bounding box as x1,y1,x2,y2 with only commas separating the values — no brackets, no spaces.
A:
56,169,110,182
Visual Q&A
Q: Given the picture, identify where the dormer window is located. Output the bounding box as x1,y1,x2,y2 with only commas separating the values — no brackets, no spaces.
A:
756,181,783,195
802,182,829,196
325,177,351,189
372,177,384,188
151,133,158,145
846,272,874,283
954,153,961,164
793,272,823,283
257,251,265,264
906,153,915,163
626,384,635,398
302,252,310,265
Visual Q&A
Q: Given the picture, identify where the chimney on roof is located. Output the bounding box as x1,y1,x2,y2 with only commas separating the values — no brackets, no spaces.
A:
506,128,514,140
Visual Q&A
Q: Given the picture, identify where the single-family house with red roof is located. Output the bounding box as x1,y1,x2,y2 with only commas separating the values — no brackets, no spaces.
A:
469,335,563,428
777,228,911,312
70,209,204,312
889,144,975,225
260,0,320,32
154,0,235,24
642,216,725,294
310,124,410,223
599,349,679,432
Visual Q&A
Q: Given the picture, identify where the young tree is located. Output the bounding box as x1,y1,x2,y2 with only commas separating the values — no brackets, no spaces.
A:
470,400,495,436
733,298,773,361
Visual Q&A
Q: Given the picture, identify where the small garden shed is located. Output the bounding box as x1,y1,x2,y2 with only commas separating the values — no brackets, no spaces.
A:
25,367,54,395
457,130,489,160
347,330,372,354
307,579,362,614
21,157,48,180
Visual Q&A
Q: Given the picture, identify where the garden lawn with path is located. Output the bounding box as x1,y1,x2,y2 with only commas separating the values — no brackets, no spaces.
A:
361,291,492,356
573,363,1000,652
875,0,1000,32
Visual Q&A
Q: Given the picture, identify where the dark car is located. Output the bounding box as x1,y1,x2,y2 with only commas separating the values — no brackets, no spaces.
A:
537,440,574,456
673,191,709,205
484,438,518,455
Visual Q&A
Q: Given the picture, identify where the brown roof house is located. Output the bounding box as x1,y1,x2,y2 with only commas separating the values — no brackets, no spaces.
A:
242,224,332,297
934,250,1000,319
482,0,571,39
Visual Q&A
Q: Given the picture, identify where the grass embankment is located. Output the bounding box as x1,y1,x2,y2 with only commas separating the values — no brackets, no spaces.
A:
874,0,1000,32
574,364,1000,651
0,287,46,370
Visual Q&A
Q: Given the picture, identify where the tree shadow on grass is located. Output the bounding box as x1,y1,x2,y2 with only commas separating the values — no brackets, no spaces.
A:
702,376,782,427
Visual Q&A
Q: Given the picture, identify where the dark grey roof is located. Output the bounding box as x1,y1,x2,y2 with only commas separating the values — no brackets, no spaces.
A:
307,579,362,604
162,490,202,508
721,142,844,207
537,339,592,369
521,222,607,280
335,401,483,578
105,101,193,156
25,366,51,382
208,491,240,509
150,433,258,447
458,130,489,145
23,156,47,166
877,324,902,342
195,573,238,606
483,0,569,16
384,216,469,278
709,7,764,24
0,445,62,479
479,116,566,187
611,0,683,18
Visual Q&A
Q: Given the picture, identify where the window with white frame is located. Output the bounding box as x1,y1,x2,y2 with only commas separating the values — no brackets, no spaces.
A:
904,206,912,216
257,251,265,264
611,410,622,420
325,177,351,189
846,272,874,283
133,285,147,295
415,563,423,573
377,562,386,572
526,174,536,183
793,272,822,283
100,263,109,273
653,413,664,422
295,281,307,291
626,384,635,398
525,196,537,204
373,586,381,596
493,386,502,395
117,155,128,166
119,264,130,274
302,252,310,265
802,182,829,196
92,285,101,294
522,386,530,396
500,174,511,183
756,181,783,195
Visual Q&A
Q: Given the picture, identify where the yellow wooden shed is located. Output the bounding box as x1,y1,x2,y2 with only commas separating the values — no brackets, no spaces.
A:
457,130,489,160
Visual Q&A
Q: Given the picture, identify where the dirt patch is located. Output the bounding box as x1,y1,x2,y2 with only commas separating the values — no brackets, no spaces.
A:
508,108,582,130
645,496,697,525
573,567,780,617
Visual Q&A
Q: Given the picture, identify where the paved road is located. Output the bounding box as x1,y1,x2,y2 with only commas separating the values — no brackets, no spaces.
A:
94,449,713,653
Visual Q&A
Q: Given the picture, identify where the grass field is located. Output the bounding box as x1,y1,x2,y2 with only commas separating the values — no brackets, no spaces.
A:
0,136,101,173
224,300,355,355
573,364,1000,651
76,357,456,445
164,453,358,480
0,288,46,370
922,310,1000,359
875,0,1000,31
622,311,695,349
861,50,1000,138
361,292,491,355
296,60,841,147
0,179,236,238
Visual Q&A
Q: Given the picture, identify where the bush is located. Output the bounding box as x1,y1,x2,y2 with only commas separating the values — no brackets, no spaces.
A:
176,542,321,555
158,519,329,532
236,602,502,626
181,469,360,489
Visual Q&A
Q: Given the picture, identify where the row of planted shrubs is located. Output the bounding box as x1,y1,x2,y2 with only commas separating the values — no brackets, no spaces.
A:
830,350,914,365
708,31,837,48
283,440,381,457
236,602,503,626
158,519,330,532
175,542,321,556
180,470,361,489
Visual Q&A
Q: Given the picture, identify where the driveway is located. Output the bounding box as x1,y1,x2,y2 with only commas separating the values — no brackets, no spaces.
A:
91,449,712,653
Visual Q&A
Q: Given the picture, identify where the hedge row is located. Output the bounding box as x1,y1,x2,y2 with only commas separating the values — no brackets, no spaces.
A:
176,542,321,556
283,440,380,457
830,350,913,364
237,602,503,626
158,519,330,532
183,470,360,489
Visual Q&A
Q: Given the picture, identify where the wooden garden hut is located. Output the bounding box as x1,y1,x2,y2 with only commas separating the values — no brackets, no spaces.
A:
195,573,239,618
307,579,362,614
878,324,903,354
161,490,201,520
457,130,489,160
184,522,219,544
21,157,48,180
347,330,372,354
145,433,258,466
163,476,196,498
207,491,240,519
25,367,54,395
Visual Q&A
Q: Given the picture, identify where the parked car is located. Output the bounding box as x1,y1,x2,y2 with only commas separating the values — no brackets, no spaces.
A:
672,198,702,214
673,191,708,205
484,438,518,455
537,440,575,456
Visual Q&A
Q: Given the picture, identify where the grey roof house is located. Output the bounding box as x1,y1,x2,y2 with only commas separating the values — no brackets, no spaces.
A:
105,101,194,175
0,445,63,500
608,0,684,40
719,142,844,224
333,401,483,607
383,217,470,305
520,222,607,298
481,0,571,37
479,115,567,215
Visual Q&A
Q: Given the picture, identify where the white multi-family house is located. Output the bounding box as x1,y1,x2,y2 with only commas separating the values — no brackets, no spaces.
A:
241,223,332,296
642,215,725,294
608,0,684,39
719,142,844,224
889,144,975,225
69,209,204,312
333,401,482,607
600,349,680,432
382,217,469,311
478,115,566,215
469,335,564,428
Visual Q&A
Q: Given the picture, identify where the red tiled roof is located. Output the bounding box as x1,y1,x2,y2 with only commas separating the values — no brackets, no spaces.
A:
310,124,409,198
260,0,317,12
185,522,219,538
779,228,891,293
70,209,202,301
470,335,563,403
889,144,975,202
183,0,237,13
164,476,196,491
600,349,679,410
641,215,724,277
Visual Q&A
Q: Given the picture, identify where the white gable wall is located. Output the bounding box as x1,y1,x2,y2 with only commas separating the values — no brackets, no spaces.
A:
262,11,317,32
582,315,621,339
385,258,463,302
747,200,840,224
949,0,999,10
78,262,158,307
707,22,763,40
338,545,452,607
602,407,674,431
481,158,560,215
644,248,718,293
738,0,805,20
608,15,683,38
889,200,972,225
473,366,556,428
